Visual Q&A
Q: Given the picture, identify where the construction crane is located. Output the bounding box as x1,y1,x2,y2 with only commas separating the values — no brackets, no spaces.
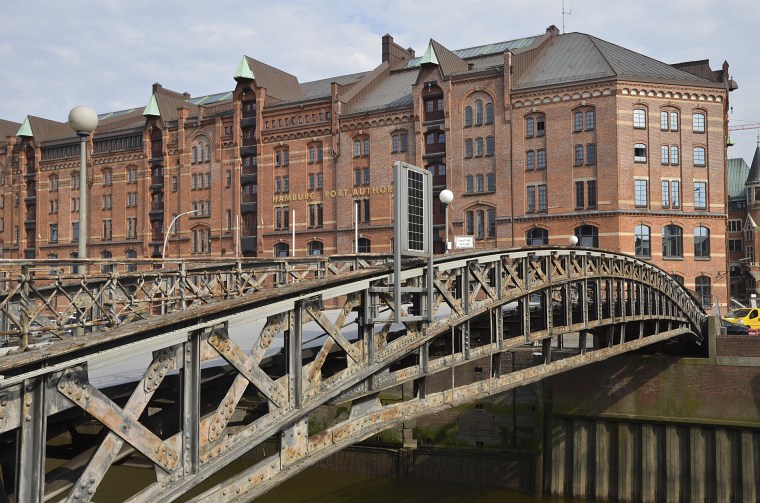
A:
729,123,760,131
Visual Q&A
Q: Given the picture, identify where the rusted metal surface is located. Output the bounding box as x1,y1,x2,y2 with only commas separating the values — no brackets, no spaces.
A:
0,248,706,502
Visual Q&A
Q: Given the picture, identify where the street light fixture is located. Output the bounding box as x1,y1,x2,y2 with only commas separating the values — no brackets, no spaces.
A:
439,189,453,253
162,210,199,260
68,105,98,272
569,235,579,246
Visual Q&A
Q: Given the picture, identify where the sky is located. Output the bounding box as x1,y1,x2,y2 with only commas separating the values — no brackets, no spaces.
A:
1,0,758,164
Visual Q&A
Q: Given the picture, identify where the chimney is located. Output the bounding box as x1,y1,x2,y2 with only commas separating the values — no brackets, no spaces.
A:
382,34,393,63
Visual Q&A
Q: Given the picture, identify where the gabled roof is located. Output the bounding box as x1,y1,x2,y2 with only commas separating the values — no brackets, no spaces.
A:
143,84,200,123
402,35,538,69
238,56,304,101
0,119,21,142
746,141,760,185
421,40,469,76
728,157,750,198
514,32,720,90
15,116,75,141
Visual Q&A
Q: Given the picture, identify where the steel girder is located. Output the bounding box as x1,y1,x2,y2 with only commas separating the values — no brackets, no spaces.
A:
0,248,706,502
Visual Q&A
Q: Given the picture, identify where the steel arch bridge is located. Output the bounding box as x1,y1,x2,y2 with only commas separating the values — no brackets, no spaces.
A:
0,248,707,502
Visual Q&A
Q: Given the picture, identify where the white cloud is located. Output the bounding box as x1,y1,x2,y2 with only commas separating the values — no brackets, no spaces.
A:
1,0,757,162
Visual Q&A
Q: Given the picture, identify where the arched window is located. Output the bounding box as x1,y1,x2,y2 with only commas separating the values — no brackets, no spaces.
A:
694,226,710,258
464,106,473,127
125,249,137,272
205,144,211,162
693,147,706,167
526,228,549,246
633,109,647,129
475,138,484,157
693,113,706,133
662,225,683,258
574,225,598,248
485,103,494,125
475,100,483,126
358,237,371,253
696,276,711,307
307,241,324,256
635,225,651,257
274,242,289,257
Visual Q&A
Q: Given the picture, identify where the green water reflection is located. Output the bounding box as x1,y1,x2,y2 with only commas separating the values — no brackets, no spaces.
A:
256,468,581,503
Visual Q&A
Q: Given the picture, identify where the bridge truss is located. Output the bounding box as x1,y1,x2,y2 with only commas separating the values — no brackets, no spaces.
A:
0,248,706,502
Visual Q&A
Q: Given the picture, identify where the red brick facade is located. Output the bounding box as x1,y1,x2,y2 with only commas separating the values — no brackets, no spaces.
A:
0,26,734,308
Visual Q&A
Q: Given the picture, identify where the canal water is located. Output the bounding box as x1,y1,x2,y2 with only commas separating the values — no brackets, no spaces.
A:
255,467,581,503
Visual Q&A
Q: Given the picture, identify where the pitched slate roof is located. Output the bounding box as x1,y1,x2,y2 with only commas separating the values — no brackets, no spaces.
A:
16,116,75,141
515,32,721,89
746,141,760,185
0,119,21,146
239,56,304,102
728,157,750,198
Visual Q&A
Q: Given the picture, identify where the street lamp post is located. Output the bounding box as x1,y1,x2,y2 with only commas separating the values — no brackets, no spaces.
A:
68,106,98,272
162,210,199,260
439,189,453,253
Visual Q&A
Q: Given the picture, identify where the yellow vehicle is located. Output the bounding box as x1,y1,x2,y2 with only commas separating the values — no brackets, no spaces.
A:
723,307,760,333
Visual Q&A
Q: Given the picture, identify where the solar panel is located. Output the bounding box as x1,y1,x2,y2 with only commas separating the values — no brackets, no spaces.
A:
394,161,431,256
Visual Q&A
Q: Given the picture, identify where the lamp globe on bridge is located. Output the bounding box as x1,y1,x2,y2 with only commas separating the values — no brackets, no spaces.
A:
68,105,98,135
569,235,579,246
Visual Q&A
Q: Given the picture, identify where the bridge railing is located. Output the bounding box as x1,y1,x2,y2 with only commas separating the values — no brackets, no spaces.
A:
0,254,392,351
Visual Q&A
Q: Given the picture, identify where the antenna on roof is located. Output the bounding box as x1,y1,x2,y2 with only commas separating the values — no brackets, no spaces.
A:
562,0,572,33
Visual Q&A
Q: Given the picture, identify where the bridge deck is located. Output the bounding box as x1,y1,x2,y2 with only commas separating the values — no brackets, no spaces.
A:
0,248,706,502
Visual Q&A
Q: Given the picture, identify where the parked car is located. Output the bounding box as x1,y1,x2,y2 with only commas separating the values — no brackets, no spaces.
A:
723,308,760,331
721,318,753,336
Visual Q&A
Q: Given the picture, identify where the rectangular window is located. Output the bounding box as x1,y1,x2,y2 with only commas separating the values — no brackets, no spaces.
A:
526,118,534,137
575,181,585,209
102,219,112,241
49,224,58,243
670,112,679,131
486,173,495,192
536,117,545,136
226,170,232,187
476,210,484,239
635,179,648,207
466,175,474,194
586,144,596,165
537,150,546,169
729,219,743,233
672,180,680,208
537,185,547,212
694,182,707,209
575,146,584,166
526,151,535,170
661,146,669,165
661,111,669,130
487,209,496,237
729,239,743,253
466,211,474,235
670,146,679,165
476,174,484,193
574,111,583,132
661,180,670,208
526,186,536,213
585,110,595,130
587,180,597,209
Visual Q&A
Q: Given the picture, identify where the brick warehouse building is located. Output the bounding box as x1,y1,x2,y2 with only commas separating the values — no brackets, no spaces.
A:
0,26,737,308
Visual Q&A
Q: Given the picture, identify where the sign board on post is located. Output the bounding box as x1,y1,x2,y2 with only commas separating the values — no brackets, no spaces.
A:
454,236,475,249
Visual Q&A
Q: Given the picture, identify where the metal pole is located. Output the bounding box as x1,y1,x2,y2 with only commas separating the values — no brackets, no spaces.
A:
444,203,449,253
162,210,198,260
77,133,87,268
355,201,359,253
292,209,295,256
